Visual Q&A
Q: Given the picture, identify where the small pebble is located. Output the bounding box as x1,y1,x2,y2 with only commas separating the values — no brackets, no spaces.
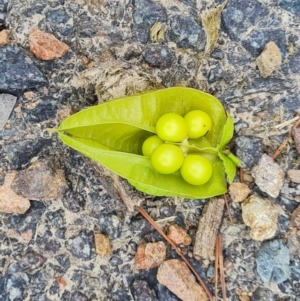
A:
256,239,290,284
21,250,46,270
71,291,89,301
239,294,250,301
143,45,173,68
210,48,224,60
256,41,282,78
167,224,192,246
242,195,278,241
11,158,69,201
287,170,300,184
0,45,48,93
169,15,206,51
0,29,9,46
251,287,278,301
67,230,94,261
208,64,224,83
251,154,285,198
134,241,166,270
235,136,263,167
228,182,251,203
0,172,30,214
131,279,157,301
157,259,207,301
29,28,69,60
94,233,111,257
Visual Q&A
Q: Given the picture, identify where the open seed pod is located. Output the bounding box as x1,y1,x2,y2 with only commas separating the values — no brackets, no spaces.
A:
56,87,240,199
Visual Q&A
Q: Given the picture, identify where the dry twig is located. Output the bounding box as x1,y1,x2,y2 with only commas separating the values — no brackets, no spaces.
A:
274,115,299,129
137,206,214,301
223,194,233,223
273,116,300,159
193,198,225,260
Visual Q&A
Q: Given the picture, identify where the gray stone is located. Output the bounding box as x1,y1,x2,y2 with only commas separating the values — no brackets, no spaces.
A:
289,52,300,74
131,279,157,301
0,45,48,94
66,230,94,261
242,29,287,58
251,287,278,301
55,254,71,272
21,250,46,271
169,15,206,51
271,94,300,120
251,154,285,198
0,0,8,26
63,191,86,213
46,8,70,31
37,236,61,257
208,64,224,83
71,291,89,301
11,158,69,201
109,256,123,267
132,0,167,44
143,45,174,68
235,136,263,167
222,0,269,42
28,271,47,296
0,272,29,300
97,213,122,239
256,239,290,284
5,138,52,169
46,209,65,228
210,48,224,60
23,99,57,123
280,0,300,15
0,93,17,130
206,265,215,278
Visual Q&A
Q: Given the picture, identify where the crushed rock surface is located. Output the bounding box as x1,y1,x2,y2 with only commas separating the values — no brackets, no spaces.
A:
0,0,300,300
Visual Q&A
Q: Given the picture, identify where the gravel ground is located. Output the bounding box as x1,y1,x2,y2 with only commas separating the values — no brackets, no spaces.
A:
1,0,300,300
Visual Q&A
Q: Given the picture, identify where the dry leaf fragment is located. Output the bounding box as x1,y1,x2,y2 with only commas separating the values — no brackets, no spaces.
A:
201,1,228,54
150,22,166,42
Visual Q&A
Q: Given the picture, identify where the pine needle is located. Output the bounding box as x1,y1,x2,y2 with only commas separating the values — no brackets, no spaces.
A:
218,236,227,301
239,168,244,183
223,194,233,223
274,115,299,129
214,237,219,300
137,206,214,301
272,136,289,160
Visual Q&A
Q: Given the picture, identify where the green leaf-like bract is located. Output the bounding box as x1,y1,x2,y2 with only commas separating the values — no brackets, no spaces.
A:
57,87,239,199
